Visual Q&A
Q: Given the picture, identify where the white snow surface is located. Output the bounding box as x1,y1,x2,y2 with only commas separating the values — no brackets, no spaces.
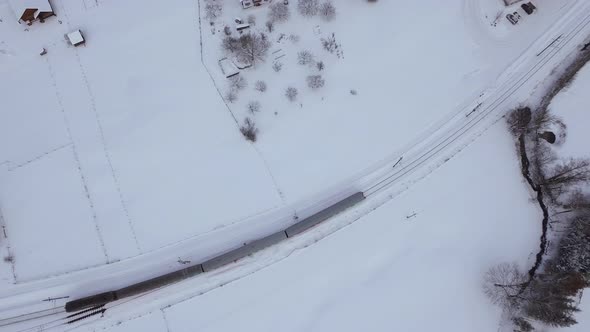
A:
1,0,590,330
549,62,590,160
0,0,577,283
70,122,540,332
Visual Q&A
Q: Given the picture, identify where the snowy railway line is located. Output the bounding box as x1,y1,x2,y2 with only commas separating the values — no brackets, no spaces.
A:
3,1,590,331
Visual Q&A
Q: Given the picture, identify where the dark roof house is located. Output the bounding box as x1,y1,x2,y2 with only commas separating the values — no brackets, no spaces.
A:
9,0,54,24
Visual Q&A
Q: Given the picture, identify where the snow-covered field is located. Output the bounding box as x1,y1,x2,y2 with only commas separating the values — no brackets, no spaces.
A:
549,62,590,161
1,0,590,330
68,120,541,332
0,0,284,282
0,0,577,285
202,0,574,202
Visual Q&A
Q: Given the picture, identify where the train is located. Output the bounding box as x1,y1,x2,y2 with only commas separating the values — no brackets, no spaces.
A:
65,192,365,313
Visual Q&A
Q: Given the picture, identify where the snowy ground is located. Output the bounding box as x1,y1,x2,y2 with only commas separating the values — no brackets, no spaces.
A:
0,0,283,282
1,0,589,329
548,62,590,160
0,0,575,285
202,0,575,202
68,121,541,332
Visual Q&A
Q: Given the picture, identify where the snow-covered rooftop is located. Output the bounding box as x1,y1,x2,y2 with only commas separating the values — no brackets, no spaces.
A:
8,0,52,20
67,30,84,46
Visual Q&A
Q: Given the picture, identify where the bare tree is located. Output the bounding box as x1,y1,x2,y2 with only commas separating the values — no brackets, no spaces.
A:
319,1,336,21
235,33,271,65
562,189,590,211
222,35,240,53
298,0,319,16
540,159,590,196
255,80,267,92
306,75,325,89
240,117,258,142
285,87,298,101
269,2,290,23
532,108,567,140
247,101,261,114
483,263,528,310
298,50,314,65
506,107,532,137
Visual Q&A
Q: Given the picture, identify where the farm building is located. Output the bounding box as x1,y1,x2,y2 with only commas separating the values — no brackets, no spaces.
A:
9,0,54,24
67,30,86,47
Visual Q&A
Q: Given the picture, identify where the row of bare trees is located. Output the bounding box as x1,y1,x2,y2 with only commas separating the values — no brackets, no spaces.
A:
485,103,590,330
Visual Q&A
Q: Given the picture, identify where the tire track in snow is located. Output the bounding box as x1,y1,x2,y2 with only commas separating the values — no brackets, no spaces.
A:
57,0,142,255
0,206,17,284
44,56,110,264
6,143,73,171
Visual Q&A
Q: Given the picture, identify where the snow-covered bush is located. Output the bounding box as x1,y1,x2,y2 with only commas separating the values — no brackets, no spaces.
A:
319,1,336,21
247,101,262,114
240,118,258,142
269,3,290,23
230,75,248,91
273,61,283,72
316,61,324,71
307,75,325,89
298,0,319,16
225,90,237,103
255,80,267,92
298,50,314,65
321,33,340,54
223,26,232,36
285,87,298,101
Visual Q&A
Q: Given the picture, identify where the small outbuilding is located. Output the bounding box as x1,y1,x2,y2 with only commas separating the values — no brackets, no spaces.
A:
240,0,271,9
240,0,254,8
219,58,240,78
9,0,54,25
67,30,85,47
521,2,537,15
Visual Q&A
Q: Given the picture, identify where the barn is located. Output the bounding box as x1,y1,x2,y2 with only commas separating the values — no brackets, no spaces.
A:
9,0,54,24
